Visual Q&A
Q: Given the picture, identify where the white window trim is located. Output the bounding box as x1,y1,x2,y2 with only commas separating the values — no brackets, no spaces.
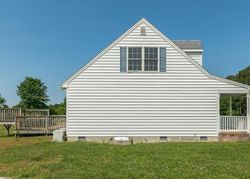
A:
127,46,160,73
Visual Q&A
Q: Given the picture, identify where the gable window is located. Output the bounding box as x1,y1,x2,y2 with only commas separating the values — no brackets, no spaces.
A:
128,47,142,71
127,47,160,72
144,47,158,71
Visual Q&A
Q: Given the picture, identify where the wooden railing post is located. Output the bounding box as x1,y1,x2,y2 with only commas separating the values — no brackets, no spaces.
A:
19,108,22,116
45,116,48,135
15,116,19,137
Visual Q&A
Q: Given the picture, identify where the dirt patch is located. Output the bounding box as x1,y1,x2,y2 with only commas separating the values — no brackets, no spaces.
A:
219,132,250,142
0,136,51,149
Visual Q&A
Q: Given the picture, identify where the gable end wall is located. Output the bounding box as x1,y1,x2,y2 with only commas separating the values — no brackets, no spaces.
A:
66,22,247,137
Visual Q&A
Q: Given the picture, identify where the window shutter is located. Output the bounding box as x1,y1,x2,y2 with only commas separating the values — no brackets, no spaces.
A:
120,47,127,72
160,47,166,72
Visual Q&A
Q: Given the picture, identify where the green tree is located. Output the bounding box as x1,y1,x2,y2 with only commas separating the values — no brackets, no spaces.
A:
0,94,8,108
227,66,250,85
49,98,66,115
220,66,250,116
220,95,246,116
16,77,49,109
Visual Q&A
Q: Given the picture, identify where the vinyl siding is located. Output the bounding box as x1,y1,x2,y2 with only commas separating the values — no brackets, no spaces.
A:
66,22,247,137
185,52,202,66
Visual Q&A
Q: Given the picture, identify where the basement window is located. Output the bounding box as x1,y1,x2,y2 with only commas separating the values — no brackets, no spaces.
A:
78,136,86,141
200,136,208,141
160,136,168,141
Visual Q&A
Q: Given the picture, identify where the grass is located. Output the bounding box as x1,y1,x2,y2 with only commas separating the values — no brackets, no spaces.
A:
0,126,250,178
0,124,15,137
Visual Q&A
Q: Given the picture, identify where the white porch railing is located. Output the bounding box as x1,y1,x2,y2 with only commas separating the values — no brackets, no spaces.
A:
220,116,247,131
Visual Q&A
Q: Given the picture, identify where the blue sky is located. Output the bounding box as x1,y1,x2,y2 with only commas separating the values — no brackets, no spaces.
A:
0,0,250,106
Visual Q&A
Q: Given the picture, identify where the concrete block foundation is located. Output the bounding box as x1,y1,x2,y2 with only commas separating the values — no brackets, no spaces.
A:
67,136,78,142
67,136,219,143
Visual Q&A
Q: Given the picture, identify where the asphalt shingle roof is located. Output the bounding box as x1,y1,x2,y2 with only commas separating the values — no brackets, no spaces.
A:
172,40,203,50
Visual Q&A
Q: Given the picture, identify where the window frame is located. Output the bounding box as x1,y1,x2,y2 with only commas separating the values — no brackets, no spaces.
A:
127,47,143,72
126,46,160,73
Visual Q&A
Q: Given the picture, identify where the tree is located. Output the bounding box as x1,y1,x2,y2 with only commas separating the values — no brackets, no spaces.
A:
16,77,49,109
220,66,250,116
49,98,66,115
220,94,246,116
227,66,250,85
0,94,8,108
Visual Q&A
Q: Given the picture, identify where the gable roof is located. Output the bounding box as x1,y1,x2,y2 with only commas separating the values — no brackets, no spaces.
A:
61,18,249,90
173,40,202,50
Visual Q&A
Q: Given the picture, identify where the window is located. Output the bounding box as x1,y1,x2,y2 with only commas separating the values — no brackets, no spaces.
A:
128,47,142,71
144,47,158,71
127,47,159,72
78,136,86,141
160,136,167,141
200,136,208,141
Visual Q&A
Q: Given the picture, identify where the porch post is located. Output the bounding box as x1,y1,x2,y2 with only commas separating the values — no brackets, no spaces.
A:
247,93,250,133
217,93,220,133
229,96,232,116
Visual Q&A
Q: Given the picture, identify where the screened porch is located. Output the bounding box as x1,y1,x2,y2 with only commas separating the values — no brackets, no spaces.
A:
219,92,250,132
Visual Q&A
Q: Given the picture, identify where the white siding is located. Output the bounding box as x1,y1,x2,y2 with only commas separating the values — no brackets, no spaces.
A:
66,22,246,137
185,52,203,66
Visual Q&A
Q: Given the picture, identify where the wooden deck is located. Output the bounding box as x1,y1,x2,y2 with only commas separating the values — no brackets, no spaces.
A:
15,115,66,135
0,109,65,136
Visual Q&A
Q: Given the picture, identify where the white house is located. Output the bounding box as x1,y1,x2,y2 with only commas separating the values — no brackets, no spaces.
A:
61,18,250,143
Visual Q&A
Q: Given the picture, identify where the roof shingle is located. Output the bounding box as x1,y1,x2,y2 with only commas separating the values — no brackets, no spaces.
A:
172,40,203,50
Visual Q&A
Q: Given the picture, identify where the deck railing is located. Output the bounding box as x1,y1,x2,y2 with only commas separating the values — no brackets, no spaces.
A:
220,116,247,131
0,108,22,123
16,115,66,134
0,108,50,123
24,109,49,116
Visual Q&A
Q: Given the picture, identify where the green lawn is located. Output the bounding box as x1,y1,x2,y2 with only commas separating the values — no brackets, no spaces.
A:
0,126,250,178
